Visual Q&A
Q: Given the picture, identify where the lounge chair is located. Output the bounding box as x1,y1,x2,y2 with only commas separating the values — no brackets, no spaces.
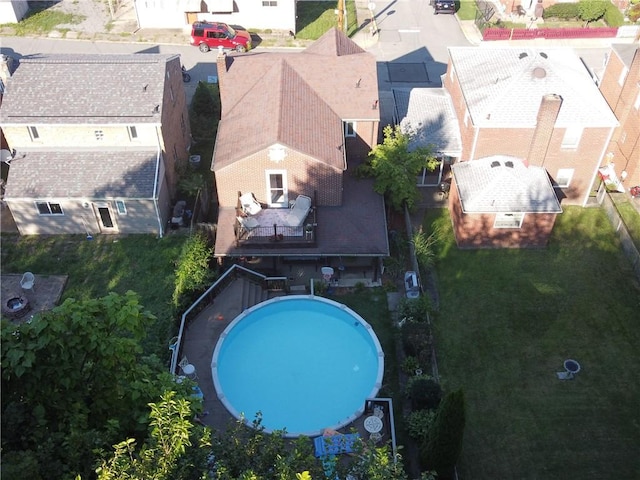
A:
285,195,312,227
240,192,262,216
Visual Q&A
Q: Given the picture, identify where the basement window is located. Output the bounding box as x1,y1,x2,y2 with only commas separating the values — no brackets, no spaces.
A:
494,212,524,229
36,201,63,215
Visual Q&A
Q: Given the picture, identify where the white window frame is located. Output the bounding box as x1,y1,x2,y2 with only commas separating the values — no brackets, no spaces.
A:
493,212,524,229
127,126,138,140
262,0,277,5
561,126,582,149
28,126,40,140
555,168,574,188
35,201,63,216
265,170,288,207
344,121,357,138
115,200,127,215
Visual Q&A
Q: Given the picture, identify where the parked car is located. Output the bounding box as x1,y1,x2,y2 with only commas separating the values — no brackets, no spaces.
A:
404,271,420,299
432,0,456,14
190,22,252,53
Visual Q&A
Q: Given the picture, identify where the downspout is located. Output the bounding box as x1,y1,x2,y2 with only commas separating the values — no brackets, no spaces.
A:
153,126,164,237
469,123,479,160
583,125,616,207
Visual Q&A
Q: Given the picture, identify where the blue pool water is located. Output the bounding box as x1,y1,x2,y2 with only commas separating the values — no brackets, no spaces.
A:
211,296,384,437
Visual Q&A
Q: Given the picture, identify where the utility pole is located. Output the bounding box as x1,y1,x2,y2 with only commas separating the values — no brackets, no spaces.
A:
336,0,344,32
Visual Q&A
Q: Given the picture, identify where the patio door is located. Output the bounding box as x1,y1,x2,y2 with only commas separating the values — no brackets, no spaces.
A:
265,170,288,207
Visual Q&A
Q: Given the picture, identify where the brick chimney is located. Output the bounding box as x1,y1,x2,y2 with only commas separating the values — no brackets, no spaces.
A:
527,93,562,167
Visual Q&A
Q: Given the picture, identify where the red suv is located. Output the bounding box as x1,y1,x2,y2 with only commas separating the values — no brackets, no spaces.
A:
190,22,252,53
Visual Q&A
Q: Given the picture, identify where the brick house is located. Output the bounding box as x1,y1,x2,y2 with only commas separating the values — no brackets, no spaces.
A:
598,44,639,190
0,54,191,236
444,46,618,208
450,155,562,248
212,29,388,277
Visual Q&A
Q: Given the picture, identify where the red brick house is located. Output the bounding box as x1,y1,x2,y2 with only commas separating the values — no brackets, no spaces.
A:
598,44,639,190
444,46,618,208
212,29,388,278
450,155,562,248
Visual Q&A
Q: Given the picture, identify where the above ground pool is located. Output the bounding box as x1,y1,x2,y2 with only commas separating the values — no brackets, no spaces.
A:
212,295,384,437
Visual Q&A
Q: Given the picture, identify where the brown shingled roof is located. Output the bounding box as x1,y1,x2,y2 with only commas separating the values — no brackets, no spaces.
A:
213,59,344,171
303,27,366,56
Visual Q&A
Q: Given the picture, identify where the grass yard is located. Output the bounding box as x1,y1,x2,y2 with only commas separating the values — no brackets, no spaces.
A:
424,206,640,479
0,2,83,34
296,0,358,39
614,200,640,251
0,234,188,354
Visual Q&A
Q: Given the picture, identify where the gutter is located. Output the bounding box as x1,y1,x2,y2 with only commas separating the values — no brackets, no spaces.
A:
153,128,164,238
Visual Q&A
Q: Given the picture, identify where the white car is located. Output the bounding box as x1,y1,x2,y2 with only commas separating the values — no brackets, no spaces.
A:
404,271,420,299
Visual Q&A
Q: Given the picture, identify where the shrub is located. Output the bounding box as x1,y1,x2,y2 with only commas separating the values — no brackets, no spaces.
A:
578,0,607,24
405,409,437,440
401,320,432,359
603,2,625,25
398,295,432,324
542,2,580,19
420,389,466,476
406,375,442,410
401,355,422,376
628,2,640,21
172,233,216,309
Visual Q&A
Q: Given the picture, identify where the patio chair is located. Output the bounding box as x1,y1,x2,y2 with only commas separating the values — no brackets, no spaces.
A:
240,192,262,216
20,272,35,292
285,195,312,227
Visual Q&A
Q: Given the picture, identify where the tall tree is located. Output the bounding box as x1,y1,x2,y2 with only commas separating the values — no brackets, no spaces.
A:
358,125,438,212
420,389,466,476
1,292,177,480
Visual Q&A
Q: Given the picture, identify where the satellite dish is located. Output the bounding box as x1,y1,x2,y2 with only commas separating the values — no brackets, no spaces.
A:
0,149,12,163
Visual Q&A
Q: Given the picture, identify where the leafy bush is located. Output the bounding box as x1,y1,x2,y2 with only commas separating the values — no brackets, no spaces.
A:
401,355,422,376
604,2,625,25
398,295,432,323
406,408,437,440
172,233,216,308
627,2,640,21
406,375,443,410
542,2,580,19
401,320,432,362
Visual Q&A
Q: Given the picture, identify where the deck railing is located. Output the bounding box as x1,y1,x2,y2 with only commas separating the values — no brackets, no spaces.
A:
235,210,317,248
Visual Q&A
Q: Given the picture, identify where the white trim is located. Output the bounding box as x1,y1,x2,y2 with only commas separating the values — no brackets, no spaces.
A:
35,201,63,216
265,170,288,207
493,212,524,229
555,168,574,188
344,121,357,138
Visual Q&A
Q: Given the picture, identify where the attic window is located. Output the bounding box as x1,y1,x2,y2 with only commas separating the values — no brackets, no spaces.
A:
491,161,500,168
505,161,514,168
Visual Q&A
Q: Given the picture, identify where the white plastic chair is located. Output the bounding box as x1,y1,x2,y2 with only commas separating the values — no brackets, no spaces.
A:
179,356,198,380
20,272,35,292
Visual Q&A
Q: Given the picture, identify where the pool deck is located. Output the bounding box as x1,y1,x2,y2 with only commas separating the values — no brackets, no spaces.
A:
182,277,397,449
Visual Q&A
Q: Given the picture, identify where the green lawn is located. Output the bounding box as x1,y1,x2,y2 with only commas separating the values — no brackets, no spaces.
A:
296,0,358,39
0,234,188,354
424,206,640,479
614,200,640,251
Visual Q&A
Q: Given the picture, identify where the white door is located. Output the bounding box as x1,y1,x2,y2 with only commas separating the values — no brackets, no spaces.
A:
265,170,288,207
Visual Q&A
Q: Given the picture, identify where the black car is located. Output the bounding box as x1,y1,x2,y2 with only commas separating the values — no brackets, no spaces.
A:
433,0,456,14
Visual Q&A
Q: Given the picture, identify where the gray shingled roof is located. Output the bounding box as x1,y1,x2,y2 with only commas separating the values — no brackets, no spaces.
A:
393,88,462,156
213,59,345,171
611,44,638,68
0,54,178,124
451,155,562,213
448,46,618,128
4,149,159,198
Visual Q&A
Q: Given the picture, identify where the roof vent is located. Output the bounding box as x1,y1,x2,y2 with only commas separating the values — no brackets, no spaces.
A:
540,52,548,59
532,67,547,79
356,78,361,88
491,161,500,168
519,52,528,59
143,84,148,92
505,161,514,168
153,104,160,113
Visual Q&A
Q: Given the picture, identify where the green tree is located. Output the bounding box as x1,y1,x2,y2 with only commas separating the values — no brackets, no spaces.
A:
96,391,211,480
358,125,438,212
172,232,216,309
1,292,178,480
578,0,607,24
420,389,466,476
